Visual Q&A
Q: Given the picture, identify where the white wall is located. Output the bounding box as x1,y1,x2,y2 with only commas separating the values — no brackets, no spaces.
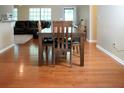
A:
0,5,14,52
97,5,124,60
76,5,90,40
14,5,77,24
0,5,13,15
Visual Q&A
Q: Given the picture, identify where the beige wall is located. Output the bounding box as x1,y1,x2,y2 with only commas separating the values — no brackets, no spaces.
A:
0,5,14,52
76,5,90,40
97,5,124,60
14,5,77,24
90,5,97,41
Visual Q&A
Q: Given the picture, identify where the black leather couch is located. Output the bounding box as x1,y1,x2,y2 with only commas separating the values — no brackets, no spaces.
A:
14,20,51,39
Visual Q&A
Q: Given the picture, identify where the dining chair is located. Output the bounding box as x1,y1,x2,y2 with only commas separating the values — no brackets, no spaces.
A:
52,21,73,67
72,24,86,55
78,25,87,40
38,21,53,65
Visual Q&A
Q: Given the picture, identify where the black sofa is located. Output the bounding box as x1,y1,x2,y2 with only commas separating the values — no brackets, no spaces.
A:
14,20,51,39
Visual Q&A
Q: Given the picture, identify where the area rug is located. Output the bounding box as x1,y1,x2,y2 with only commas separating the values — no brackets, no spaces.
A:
14,35,33,44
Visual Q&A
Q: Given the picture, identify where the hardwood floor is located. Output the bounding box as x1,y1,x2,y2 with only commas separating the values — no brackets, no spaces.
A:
0,39,124,88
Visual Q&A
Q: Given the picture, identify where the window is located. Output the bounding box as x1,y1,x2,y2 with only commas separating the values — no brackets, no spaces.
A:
29,8,51,20
64,8,74,21
29,8,40,20
40,8,51,20
13,8,18,20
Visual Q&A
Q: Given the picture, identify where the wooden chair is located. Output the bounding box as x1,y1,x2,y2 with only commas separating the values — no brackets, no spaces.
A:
72,25,86,55
38,21,53,65
52,21,73,67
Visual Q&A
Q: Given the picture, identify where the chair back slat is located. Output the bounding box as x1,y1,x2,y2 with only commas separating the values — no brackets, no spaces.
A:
57,26,60,49
61,26,64,49
53,21,72,50
66,26,68,49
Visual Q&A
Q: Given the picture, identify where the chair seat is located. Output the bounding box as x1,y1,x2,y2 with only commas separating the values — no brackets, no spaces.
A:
73,41,79,44
42,37,72,49
43,37,80,47
54,37,72,49
42,37,53,44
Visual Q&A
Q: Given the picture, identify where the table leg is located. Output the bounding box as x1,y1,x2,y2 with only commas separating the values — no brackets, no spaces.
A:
80,35,84,66
38,36,43,66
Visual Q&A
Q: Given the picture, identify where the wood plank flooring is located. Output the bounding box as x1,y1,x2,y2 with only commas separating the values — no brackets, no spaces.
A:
0,39,124,88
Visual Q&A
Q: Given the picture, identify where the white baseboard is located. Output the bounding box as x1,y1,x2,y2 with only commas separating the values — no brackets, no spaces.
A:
86,38,89,42
86,39,96,43
0,44,15,54
96,45,124,65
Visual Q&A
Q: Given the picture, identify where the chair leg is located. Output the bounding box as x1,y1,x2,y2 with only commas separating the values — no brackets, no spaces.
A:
72,46,75,54
54,53,55,65
63,52,67,59
70,50,72,67
56,52,58,64
65,52,67,59
76,46,79,54
46,46,48,65
52,46,55,66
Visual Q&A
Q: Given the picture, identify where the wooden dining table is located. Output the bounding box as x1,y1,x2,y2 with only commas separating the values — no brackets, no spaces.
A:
37,27,85,66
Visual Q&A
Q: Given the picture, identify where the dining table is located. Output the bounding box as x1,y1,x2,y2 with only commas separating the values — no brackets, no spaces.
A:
37,27,85,66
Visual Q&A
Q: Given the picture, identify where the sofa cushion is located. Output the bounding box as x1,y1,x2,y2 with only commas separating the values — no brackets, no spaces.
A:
15,21,26,28
40,21,51,28
14,28,26,34
14,20,50,39
28,21,38,28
